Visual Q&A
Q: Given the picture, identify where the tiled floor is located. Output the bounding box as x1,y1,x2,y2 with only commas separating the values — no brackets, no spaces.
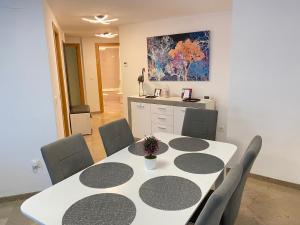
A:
0,199,37,225
1,177,299,225
235,178,300,225
84,92,124,162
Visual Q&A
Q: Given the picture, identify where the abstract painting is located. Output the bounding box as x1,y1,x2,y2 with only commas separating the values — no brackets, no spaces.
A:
147,31,210,81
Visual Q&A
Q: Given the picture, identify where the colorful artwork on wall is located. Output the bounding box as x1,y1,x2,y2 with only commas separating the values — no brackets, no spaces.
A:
147,31,210,81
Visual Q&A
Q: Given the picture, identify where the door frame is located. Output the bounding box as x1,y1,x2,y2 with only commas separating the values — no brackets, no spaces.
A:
63,43,85,105
95,43,120,113
53,23,70,137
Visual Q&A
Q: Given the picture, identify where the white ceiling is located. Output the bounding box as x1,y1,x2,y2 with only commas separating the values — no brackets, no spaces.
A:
47,0,232,36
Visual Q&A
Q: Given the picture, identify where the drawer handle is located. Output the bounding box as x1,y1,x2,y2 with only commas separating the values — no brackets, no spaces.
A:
158,117,166,120
158,126,167,129
158,107,167,110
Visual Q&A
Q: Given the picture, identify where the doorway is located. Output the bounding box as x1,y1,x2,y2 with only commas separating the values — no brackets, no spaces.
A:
63,43,85,107
95,43,122,113
53,24,70,137
85,43,123,161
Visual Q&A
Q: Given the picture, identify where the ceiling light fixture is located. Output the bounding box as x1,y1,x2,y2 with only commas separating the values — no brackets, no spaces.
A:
95,32,118,39
82,15,118,25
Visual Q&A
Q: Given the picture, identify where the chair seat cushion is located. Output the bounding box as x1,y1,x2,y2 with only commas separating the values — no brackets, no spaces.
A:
70,105,90,114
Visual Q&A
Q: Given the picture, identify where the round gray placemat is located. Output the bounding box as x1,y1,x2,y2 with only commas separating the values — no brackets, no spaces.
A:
174,153,224,174
62,193,136,225
139,176,201,211
169,137,209,151
79,162,134,188
128,141,169,156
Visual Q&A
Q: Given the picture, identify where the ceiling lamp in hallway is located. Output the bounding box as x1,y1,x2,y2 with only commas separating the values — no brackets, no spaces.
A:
95,32,118,38
82,15,118,25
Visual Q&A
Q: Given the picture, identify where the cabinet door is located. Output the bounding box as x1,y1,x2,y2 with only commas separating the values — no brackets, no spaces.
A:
131,102,151,138
173,106,187,135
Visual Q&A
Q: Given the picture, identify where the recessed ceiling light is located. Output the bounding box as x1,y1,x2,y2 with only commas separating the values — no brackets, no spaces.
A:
82,15,118,25
95,32,118,38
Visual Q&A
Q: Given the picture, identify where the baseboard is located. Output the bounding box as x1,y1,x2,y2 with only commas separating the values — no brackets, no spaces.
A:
0,192,38,203
226,167,300,190
249,173,300,190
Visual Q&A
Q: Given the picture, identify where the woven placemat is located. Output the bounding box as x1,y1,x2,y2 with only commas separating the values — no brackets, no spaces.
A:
139,176,201,211
174,153,224,174
62,193,136,225
79,162,134,188
169,137,209,151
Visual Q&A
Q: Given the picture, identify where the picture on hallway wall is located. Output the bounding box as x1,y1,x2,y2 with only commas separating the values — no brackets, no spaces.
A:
147,31,210,81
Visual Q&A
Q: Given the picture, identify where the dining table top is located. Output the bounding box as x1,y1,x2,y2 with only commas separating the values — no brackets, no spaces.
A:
21,132,237,225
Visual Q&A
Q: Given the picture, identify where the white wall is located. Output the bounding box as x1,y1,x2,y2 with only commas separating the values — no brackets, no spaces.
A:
0,0,58,197
65,36,119,112
228,0,300,184
119,12,231,140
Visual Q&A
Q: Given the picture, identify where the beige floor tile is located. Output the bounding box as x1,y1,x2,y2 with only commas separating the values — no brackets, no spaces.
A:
0,218,8,225
236,177,300,225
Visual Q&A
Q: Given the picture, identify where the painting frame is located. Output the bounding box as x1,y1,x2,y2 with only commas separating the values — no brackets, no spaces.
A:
147,31,210,81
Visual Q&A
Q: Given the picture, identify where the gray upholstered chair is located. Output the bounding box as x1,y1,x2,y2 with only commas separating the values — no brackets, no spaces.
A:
182,108,218,140
221,135,262,225
99,118,135,157
41,134,94,185
194,164,243,225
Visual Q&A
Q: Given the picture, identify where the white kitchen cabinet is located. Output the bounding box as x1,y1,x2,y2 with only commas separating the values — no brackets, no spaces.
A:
173,106,187,135
131,102,151,138
128,96,216,138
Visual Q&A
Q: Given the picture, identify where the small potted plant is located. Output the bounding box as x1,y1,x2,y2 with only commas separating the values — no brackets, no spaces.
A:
143,136,159,170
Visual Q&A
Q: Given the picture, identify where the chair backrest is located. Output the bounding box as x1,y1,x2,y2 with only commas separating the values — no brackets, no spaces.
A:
181,108,218,140
195,165,243,225
221,135,262,225
41,134,94,185
99,118,135,157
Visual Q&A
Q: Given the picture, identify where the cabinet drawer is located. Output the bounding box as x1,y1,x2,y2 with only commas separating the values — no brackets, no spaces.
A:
152,123,173,134
151,113,173,126
151,104,173,115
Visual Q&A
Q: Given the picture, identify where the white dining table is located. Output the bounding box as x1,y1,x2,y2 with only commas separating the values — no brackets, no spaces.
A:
21,132,237,225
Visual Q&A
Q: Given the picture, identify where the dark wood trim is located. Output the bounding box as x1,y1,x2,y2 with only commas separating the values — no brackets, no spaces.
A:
53,23,70,137
63,43,85,105
0,192,38,203
95,43,120,113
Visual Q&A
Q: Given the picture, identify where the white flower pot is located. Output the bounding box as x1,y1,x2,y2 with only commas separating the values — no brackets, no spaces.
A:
145,157,157,170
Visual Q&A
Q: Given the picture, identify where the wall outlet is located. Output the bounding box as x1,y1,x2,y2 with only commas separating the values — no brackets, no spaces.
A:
32,159,42,173
218,125,225,133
